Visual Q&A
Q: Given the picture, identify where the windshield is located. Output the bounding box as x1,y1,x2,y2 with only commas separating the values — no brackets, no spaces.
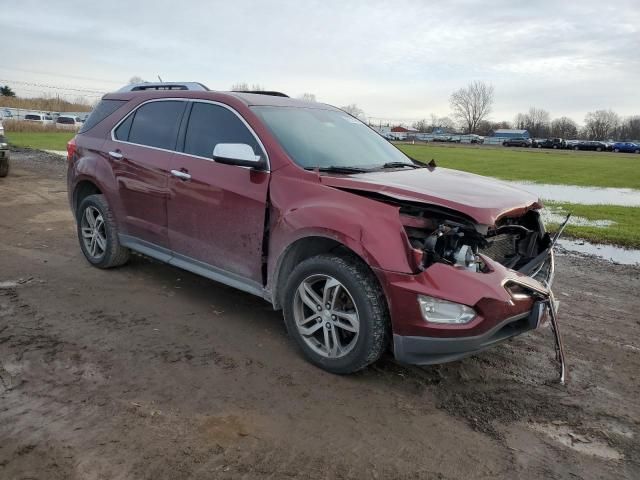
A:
252,106,412,170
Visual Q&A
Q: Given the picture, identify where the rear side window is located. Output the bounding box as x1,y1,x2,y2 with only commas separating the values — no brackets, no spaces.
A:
25,114,41,120
183,102,262,159
57,117,74,124
126,101,185,150
79,99,126,133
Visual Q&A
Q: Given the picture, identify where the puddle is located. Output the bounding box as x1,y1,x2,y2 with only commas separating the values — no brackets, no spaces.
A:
541,210,615,228
557,239,640,266
530,423,623,461
505,181,640,207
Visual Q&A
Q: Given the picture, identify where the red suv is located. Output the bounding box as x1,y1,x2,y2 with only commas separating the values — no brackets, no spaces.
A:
67,82,557,374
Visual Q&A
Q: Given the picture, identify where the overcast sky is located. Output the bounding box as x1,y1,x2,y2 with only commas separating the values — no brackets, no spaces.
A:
2,0,639,124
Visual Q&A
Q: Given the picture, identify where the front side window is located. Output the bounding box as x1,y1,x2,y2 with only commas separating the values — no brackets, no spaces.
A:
25,114,41,121
183,102,263,159
125,101,185,150
251,106,412,169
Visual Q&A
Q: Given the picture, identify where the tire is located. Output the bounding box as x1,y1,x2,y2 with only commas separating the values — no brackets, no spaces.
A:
574,146,579,151
282,254,389,374
635,150,639,154
553,145,558,149
502,142,508,147
76,194,130,268
596,147,602,152
0,157,8,177
614,148,620,153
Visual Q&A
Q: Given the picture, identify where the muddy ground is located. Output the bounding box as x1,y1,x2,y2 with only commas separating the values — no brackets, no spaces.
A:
0,150,639,479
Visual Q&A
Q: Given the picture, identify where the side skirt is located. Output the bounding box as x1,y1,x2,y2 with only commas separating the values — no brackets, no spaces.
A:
119,234,270,301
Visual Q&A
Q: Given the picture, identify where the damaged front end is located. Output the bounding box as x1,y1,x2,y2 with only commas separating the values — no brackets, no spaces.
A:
397,200,569,384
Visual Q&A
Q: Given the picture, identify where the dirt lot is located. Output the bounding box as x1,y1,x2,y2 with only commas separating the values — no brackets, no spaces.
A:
1,150,639,479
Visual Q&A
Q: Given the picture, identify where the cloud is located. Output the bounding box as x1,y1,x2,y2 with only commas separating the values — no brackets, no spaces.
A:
1,0,638,122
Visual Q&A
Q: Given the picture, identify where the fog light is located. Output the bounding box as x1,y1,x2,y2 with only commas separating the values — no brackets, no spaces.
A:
418,295,476,324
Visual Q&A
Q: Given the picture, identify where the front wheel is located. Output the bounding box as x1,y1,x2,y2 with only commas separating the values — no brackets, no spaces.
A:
614,148,620,153
283,254,389,374
77,194,130,268
0,157,8,177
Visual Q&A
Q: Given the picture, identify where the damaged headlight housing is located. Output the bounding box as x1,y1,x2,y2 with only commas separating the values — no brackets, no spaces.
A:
418,295,476,324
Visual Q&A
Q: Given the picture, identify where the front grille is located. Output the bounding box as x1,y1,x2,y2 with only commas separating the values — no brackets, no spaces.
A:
480,233,517,264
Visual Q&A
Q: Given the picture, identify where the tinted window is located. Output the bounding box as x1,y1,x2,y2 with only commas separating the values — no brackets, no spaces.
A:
127,101,185,150
25,114,41,120
79,99,126,133
114,114,134,141
184,102,262,159
57,117,74,124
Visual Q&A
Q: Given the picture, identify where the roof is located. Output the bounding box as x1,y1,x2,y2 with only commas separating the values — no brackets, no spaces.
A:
493,129,528,134
104,89,337,110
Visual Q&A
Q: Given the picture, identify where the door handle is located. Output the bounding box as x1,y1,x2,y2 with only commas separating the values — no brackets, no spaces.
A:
170,169,191,181
108,150,123,160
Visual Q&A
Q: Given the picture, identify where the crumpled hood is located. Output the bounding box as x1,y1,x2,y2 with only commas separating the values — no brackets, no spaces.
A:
320,167,541,226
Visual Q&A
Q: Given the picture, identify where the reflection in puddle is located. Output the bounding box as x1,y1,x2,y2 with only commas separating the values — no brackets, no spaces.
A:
505,181,640,206
558,239,640,266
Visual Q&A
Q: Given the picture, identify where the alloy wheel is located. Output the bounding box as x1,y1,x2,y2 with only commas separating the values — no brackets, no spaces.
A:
293,274,360,359
80,206,107,259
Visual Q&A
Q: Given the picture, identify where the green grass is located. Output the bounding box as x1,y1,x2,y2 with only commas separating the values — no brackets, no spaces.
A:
398,144,640,189
7,131,75,151
545,202,640,249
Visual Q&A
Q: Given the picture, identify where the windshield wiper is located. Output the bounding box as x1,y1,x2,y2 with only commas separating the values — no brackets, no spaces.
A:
304,166,371,174
380,161,422,169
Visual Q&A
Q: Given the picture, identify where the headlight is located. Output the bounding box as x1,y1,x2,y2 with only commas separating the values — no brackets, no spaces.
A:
418,295,476,324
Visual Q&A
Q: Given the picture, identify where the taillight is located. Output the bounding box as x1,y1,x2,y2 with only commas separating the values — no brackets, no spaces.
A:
67,136,77,163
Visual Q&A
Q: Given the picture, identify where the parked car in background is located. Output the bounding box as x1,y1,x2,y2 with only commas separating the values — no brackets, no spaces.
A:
612,142,640,153
502,137,532,147
0,135,9,177
67,82,558,374
0,119,4,137
536,138,565,149
1,108,13,120
24,113,54,125
572,141,607,152
56,115,83,130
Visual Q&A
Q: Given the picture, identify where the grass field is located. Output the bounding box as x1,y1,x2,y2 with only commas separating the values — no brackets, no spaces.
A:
5,132,639,248
398,143,640,189
7,131,74,151
545,202,640,249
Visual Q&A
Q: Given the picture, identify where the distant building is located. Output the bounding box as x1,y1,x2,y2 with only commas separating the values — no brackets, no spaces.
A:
488,128,530,139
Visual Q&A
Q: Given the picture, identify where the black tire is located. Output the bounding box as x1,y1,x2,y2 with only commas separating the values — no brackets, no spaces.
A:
574,146,579,151
635,149,639,154
614,148,620,153
596,147,602,152
553,145,558,149
282,254,389,374
502,142,508,147
0,157,8,177
76,194,130,268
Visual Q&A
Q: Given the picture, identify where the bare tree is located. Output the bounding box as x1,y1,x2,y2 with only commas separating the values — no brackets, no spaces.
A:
617,115,640,141
128,76,146,84
412,119,430,133
584,110,620,140
449,81,494,133
340,104,365,119
297,93,317,102
520,107,551,138
550,117,578,139
231,83,265,91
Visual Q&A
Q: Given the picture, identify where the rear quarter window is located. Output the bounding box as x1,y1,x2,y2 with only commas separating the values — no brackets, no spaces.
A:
79,99,127,133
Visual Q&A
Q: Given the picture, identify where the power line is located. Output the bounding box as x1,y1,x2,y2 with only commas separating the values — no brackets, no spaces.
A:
0,78,106,94
0,66,122,86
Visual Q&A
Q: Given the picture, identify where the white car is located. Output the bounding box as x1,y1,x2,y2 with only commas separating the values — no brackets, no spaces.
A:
0,119,4,136
55,115,83,130
24,113,54,125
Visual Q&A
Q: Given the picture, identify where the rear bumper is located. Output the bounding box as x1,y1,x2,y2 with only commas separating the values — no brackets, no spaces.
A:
393,302,546,365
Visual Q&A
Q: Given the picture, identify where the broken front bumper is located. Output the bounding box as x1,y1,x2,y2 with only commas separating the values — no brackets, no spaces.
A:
377,251,556,366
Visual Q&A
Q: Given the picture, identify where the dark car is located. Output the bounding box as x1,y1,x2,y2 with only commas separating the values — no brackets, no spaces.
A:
0,135,8,177
502,137,532,147
66,82,558,374
536,138,565,149
572,141,607,152
612,142,640,154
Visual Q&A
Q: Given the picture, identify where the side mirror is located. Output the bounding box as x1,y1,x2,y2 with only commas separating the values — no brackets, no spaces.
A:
212,143,263,168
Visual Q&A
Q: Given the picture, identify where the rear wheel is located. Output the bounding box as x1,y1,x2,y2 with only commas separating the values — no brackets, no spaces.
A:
0,157,8,177
574,146,579,151
283,254,389,374
77,194,129,268
614,148,620,153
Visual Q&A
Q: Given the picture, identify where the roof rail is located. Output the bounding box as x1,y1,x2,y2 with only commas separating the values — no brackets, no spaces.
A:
232,90,289,98
117,82,210,92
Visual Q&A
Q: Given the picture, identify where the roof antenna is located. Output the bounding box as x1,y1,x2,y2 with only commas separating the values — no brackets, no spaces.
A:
157,75,163,82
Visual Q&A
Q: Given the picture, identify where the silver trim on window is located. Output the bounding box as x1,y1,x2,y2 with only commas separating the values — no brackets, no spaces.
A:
109,98,270,171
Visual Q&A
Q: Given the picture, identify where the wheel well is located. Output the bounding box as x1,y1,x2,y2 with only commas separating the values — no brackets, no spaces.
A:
74,181,101,218
272,236,373,310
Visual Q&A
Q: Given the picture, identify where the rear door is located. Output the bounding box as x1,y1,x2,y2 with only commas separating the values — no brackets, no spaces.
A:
167,101,270,286
104,99,187,249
